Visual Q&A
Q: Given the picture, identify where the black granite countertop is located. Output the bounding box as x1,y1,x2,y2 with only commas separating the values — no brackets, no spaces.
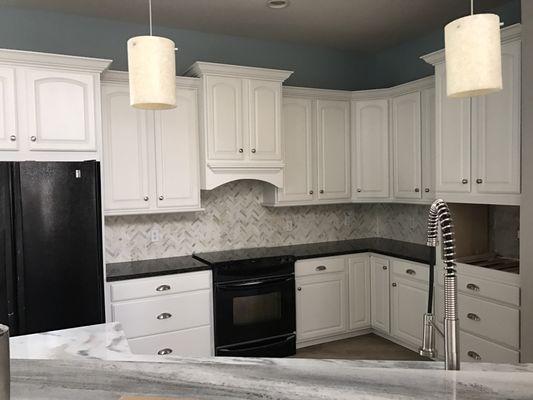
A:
106,255,210,282
106,238,432,282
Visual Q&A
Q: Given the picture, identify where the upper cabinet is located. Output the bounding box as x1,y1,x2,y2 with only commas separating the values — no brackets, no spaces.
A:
101,72,201,216
422,24,521,205
352,99,390,199
0,49,111,161
185,62,292,190
262,88,351,206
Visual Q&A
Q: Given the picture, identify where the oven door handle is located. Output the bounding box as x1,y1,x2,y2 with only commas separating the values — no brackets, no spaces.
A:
217,276,293,290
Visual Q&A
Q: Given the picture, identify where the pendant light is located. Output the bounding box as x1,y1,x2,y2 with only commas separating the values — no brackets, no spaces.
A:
127,0,176,109
444,0,502,98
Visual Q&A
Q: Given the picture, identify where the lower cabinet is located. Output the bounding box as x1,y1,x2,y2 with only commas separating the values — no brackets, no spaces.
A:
348,255,371,330
108,271,213,357
370,256,390,333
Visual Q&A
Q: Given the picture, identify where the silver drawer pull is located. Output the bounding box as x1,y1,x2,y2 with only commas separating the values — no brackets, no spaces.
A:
316,265,327,271
406,269,416,276
467,351,481,361
156,284,171,292
466,283,480,292
467,313,481,322
157,348,173,355
156,312,172,320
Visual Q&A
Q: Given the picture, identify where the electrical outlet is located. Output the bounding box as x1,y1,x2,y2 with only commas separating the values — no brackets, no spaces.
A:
150,229,161,243
344,214,351,226
284,219,295,232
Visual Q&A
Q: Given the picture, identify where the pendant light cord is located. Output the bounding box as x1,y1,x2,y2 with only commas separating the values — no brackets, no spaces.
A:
149,0,153,36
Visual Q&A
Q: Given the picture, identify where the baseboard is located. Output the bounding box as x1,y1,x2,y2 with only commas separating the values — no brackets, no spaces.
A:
372,330,421,354
296,328,373,349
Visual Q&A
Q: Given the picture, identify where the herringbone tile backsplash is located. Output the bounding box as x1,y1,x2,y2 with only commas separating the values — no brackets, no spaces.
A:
105,180,428,263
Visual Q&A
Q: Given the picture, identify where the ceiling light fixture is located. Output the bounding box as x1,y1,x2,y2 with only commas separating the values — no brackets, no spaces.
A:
444,0,502,98
127,0,177,110
267,0,289,9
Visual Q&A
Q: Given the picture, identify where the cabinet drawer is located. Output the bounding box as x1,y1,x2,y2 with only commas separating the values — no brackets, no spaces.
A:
110,271,211,302
112,290,211,338
460,331,519,364
295,256,346,277
391,259,428,283
128,325,212,357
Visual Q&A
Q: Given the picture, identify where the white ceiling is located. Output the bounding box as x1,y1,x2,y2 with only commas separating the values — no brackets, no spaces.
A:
3,0,511,51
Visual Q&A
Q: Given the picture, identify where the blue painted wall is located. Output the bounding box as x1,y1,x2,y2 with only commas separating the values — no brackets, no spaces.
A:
0,6,372,90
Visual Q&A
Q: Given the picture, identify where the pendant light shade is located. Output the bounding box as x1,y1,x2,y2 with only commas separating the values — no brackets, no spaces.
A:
127,35,176,110
444,13,502,98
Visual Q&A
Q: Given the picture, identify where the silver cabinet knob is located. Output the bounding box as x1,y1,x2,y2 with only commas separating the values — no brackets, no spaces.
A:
309,190,314,195
467,351,481,361
392,283,397,287
9,135,16,141
297,287,302,291
156,284,171,292
159,195,164,201
156,312,172,320
382,265,388,270
466,283,480,292
424,188,430,193
406,269,416,276
356,188,362,193
476,178,483,184
461,178,468,184
143,196,149,201
30,136,37,142
238,148,244,153
251,148,256,153
467,313,481,322
414,188,420,193
157,348,173,355
319,189,324,194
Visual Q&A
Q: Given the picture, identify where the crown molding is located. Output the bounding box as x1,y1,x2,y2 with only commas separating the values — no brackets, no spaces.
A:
283,85,352,100
0,48,112,73
185,61,293,82
102,70,200,89
421,23,521,66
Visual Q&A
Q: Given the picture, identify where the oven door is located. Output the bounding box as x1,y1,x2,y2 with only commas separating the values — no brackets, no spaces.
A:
214,275,295,348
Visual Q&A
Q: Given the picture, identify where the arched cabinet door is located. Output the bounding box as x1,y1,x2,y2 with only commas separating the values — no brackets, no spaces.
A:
23,69,97,151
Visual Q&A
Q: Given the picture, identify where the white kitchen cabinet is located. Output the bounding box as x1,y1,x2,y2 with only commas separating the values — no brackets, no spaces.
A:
421,87,436,199
186,62,292,189
108,270,213,357
472,40,521,195
275,97,314,203
0,66,17,151
316,99,351,201
352,99,389,199
102,73,201,215
348,255,371,330
370,255,390,333
392,92,422,200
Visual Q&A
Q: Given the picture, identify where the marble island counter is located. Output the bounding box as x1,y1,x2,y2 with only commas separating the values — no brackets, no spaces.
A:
9,323,533,399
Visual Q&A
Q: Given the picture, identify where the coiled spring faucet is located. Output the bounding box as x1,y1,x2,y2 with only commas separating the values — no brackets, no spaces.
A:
419,199,460,370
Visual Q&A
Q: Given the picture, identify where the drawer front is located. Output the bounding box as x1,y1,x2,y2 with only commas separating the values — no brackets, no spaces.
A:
435,288,519,348
128,325,213,357
112,290,211,338
391,259,428,283
295,256,346,277
110,271,211,302
460,331,519,364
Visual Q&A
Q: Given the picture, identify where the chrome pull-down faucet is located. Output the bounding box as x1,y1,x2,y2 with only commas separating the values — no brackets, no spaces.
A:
419,199,460,370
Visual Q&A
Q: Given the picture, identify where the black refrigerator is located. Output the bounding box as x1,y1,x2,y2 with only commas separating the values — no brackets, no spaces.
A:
0,161,104,336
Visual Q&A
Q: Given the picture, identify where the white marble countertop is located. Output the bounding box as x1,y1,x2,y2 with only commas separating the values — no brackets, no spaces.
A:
9,323,533,399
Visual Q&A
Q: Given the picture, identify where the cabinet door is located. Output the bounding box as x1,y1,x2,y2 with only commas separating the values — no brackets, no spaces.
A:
435,63,471,193
348,256,371,330
205,75,244,160
472,41,521,194
102,84,152,212
278,97,314,203
296,272,347,341
154,87,200,210
0,67,17,151
370,256,390,333
421,87,436,200
248,79,282,160
352,100,389,198
390,277,428,347
392,92,422,199
316,100,351,201
23,68,97,151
